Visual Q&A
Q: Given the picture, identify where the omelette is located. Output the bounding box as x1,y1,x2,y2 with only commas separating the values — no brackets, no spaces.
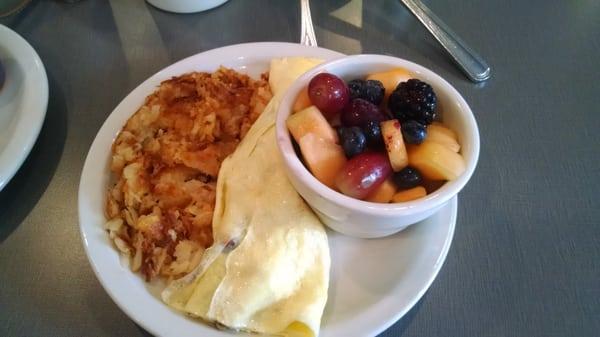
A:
162,58,330,337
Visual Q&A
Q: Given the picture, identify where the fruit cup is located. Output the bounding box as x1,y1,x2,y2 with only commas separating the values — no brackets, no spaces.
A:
275,55,480,238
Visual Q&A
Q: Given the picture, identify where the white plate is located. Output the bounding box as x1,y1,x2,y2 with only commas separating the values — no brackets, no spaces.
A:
0,24,48,191
78,42,456,337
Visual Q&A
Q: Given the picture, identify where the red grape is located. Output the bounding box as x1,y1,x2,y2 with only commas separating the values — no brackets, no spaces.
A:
341,98,388,127
308,73,349,118
335,152,393,199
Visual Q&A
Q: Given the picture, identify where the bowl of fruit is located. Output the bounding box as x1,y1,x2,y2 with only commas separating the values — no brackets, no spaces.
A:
275,55,479,238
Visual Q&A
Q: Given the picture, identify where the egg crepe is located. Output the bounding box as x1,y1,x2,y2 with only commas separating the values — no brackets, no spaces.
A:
162,58,330,337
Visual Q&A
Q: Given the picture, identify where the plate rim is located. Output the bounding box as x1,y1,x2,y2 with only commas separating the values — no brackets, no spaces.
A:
372,196,456,337
0,24,48,191
78,42,456,337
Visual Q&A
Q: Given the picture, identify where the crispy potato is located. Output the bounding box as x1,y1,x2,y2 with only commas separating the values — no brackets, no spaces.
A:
105,68,272,281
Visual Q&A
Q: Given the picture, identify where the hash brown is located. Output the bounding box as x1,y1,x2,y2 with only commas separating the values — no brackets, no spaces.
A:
105,67,272,281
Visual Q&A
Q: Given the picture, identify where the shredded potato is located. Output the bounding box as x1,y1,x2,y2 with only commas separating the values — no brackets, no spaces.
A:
105,67,272,281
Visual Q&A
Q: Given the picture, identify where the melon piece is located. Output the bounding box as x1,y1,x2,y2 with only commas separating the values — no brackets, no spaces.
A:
381,119,408,172
366,68,412,98
392,186,427,202
287,106,338,144
297,133,347,189
365,178,397,203
293,87,312,112
407,141,466,180
427,122,460,152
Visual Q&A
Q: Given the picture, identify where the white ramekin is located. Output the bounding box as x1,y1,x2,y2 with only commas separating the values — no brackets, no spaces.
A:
146,0,229,13
275,54,480,238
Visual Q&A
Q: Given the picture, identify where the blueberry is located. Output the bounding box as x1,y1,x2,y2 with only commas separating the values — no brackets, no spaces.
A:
338,126,367,158
393,167,423,189
348,79,385,105
363,121,383,148
401,120,427,144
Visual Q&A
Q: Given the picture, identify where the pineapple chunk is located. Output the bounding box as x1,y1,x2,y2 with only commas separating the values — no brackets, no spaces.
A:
293,87,312,112
288,106,346,188
287,106,339,144
430,122,458,140
381,119,408,172
427,122,460,152
366,68,412,98
408,141,466,180
365,178,397,203
297,133,347,189
392,186,427,202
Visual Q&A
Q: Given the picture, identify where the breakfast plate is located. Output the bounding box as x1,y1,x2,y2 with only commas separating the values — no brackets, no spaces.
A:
0,24,48,191
78,42,457,337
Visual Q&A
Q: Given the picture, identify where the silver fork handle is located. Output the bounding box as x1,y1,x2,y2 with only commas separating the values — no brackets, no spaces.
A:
300,0,318,47
401,0,491,82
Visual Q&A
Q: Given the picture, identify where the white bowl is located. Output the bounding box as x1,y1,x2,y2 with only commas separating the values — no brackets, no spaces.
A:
146,0,229,13
0,24,48,191
275,55,480,238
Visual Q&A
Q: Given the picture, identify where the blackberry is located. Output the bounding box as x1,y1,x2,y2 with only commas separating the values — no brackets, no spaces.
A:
348,79,385,105
348,80,364,100
388,79,437,125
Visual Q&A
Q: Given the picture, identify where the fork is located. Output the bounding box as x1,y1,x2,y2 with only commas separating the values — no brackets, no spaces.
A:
300,0,318,47
400,0,491,82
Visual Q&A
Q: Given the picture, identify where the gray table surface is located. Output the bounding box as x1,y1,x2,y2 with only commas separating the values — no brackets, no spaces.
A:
1,0,599,336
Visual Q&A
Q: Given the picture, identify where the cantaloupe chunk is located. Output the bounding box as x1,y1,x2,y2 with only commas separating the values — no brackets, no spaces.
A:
366,68,412,98
297,133,347,189
365,178,397,203
381,119,408,172
427,122,460,152
392,186,427,202
293,87,312,113
287,106,338,144
407,141,466,180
